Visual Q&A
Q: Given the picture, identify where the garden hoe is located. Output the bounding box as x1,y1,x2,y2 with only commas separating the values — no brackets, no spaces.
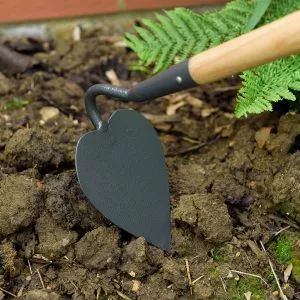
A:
76,11,300,251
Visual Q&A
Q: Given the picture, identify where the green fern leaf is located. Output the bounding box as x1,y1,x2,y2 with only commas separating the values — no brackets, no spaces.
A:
262,0,300,23
236,56,300,117
235,0,300,117
125,0,300,118
124,0,257,73
243,0,272,33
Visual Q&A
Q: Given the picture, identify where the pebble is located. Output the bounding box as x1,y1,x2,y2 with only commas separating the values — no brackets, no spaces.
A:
40,106,60,122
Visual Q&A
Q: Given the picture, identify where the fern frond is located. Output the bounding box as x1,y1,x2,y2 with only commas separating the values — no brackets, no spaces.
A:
261,0,300,24
235,0,300,117
125,0,300,118
125,0,256,73
235,56,300,117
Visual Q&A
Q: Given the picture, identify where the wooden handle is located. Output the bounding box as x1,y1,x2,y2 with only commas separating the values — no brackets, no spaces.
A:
189,10,300,84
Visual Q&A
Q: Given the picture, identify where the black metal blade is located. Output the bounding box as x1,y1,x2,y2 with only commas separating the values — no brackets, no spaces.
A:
76,109,171,251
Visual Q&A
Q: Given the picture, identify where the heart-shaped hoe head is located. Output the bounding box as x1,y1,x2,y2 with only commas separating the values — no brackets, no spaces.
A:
76,11,300,251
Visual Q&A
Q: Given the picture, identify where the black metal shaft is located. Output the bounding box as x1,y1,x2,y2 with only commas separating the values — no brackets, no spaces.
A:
85,60,197,130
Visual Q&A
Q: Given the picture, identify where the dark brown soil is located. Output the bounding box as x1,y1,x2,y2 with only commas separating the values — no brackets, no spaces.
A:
0,26,299,300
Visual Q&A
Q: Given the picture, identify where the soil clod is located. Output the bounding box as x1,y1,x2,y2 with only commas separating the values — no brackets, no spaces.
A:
173,194,233,243
5,128,62,170
0,174,41,237
75,226,121,270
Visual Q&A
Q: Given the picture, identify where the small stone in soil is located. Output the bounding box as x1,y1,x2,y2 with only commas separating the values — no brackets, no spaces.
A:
39,106,60,123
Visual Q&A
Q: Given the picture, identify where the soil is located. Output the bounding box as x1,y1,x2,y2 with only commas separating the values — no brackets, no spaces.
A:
0,25,299,300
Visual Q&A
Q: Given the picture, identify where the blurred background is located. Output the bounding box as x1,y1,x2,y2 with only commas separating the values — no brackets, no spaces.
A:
0,0,227,39
0,0,228,23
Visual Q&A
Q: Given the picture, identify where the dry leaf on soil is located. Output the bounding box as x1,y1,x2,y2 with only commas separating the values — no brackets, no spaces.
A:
201,108,218,118
284,264,293,283
255,127,272,149
167,101,185,115
142,113,180,124
244,291,252,300
105,69,120,86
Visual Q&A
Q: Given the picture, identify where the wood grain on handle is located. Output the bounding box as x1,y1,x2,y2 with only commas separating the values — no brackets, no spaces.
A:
189,10,300,84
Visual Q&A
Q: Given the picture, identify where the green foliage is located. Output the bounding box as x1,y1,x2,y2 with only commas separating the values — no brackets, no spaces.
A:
125,0,300,117
236,0,300,117
4,96,29,110
206,266,221,278
242,0,271,33
125,0,256,73
211,245,232,262
271,233,300,283
273,235,293,263
212,247,226,262
235,56,300,117
226,277,266,299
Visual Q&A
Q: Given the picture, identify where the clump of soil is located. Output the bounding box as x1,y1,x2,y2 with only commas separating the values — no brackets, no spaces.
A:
44,171,106,229
75,226,121,270
35,212,78,259
0,25,299,300
4,128,63,170
0,174,41,236
271,151,300,222
173,194,232,243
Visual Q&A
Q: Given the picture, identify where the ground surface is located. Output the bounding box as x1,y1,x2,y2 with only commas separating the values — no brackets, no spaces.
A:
0,25,299,300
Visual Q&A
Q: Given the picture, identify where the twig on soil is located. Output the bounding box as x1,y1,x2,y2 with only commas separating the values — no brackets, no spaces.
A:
259,241,288,300
191,275,204,285
213,85,241,92
273,226,291,238
0,287,17,298
142,113,180,124
184,258,193,296
116,290,132,300
246,240,266,261
230,270,268,286
17,283,25,298
27,259,33,275
96,289,101,300
181,136,201,144
219,276,227,293
37,268,45,289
